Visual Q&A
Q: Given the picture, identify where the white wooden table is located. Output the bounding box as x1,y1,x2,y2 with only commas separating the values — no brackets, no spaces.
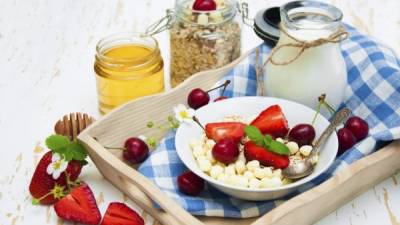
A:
1,0,400,224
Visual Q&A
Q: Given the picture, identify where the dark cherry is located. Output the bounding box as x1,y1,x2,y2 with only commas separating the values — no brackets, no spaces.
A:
177,171,204,196
212,139,239,164
192,0,217,11
288,124,316,146
123,137,149,164
187,88,210,109
345,116,369,141
214,96,228,102
337,127,357,156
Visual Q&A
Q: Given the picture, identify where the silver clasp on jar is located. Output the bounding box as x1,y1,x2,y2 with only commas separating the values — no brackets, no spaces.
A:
237,2,254,28
144,9,175,36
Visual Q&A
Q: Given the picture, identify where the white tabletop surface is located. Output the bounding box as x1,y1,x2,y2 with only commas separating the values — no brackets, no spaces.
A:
1,0,400,224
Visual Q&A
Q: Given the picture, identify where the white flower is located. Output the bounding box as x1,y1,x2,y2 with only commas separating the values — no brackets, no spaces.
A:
46,153,68,179
173,104,195,124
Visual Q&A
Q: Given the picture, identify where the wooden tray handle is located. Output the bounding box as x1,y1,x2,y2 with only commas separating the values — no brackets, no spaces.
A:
253,140,400,225
79,134,204,225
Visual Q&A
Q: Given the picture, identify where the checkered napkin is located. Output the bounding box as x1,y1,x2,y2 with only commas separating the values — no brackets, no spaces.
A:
138,25,400,218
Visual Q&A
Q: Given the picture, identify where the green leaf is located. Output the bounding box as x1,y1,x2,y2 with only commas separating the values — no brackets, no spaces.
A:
31,198,40,205
244,125,264,146
45,135,70,150
267,140,290,155
263,135,273,147
66,141,88,161
63,150,74,161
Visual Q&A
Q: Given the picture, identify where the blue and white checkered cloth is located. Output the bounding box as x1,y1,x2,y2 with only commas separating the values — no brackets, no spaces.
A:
138,25,400,218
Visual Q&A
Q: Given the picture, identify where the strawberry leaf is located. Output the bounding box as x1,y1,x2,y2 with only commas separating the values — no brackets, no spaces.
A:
244,125,264,146
46,135,70,151
66,141,88,161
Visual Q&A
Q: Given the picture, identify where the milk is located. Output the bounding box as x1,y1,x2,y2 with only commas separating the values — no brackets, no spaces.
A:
264,15,347,113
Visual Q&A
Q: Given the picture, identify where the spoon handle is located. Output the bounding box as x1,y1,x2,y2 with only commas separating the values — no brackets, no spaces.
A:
310,107,351,157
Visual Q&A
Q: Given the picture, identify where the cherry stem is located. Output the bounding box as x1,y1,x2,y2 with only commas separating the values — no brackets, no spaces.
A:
192,116,205,131
206,80,231,93
312,94,326,126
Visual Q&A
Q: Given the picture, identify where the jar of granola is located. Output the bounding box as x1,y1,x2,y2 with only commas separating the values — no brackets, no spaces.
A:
170,0,242,87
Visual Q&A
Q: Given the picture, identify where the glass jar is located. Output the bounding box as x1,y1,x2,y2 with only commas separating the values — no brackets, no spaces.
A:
264,1,347,112
170,0,242,87
94,33,164,114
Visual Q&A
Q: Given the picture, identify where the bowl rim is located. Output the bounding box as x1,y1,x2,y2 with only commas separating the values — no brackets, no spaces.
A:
175,96,338,193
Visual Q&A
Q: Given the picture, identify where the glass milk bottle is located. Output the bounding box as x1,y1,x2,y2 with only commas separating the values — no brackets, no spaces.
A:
264,1,347,112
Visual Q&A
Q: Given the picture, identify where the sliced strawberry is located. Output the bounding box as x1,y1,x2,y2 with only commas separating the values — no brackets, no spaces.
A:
29,151,82,204
250,105,289,138
244,141,289,169
101,202,144,225
54,184,101,225
205,122,245,143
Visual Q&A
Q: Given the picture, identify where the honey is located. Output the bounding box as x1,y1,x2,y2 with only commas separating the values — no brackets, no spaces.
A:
94,33,164,114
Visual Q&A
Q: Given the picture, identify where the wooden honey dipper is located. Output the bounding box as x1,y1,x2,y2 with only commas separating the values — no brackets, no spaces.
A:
54,113,95,140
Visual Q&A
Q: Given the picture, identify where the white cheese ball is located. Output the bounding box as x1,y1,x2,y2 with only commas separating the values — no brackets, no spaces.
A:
276,137,286,144
254,167,273,179
272,169,282,178
246,160,260,172
210,165,224,179
249,178,262,188
261,177,283,188
193,146,206,158
197,157,212,172
197,13,209,25
217,173,229,183
230,175,248,187
206,150,217,164
286,141,299,154
300,145,313,157
205,139,216,150
189,138,202,149
243,171,255,180
235,160,246,175
225,164,236,176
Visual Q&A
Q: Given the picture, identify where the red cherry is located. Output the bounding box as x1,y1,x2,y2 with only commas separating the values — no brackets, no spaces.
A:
187,88,210,109
345,116,369,141
193,0,217,11
214,96,228,102
337,128,356,156
123,137,149,164
212,139,239,164
177,171,204,196
288,124,316,146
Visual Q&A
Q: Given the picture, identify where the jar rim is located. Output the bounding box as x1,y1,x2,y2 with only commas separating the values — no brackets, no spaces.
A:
174,0,238,26
281,1,343,30
96,32,159,65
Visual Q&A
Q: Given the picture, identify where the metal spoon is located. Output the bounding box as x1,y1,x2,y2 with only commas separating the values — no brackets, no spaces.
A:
282,107,351,180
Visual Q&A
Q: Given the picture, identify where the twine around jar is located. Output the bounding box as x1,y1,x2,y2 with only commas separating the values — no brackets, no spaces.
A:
262,25,349,67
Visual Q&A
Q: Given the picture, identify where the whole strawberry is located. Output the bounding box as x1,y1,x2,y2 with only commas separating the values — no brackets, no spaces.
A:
29,151,82,204
29,135,88,204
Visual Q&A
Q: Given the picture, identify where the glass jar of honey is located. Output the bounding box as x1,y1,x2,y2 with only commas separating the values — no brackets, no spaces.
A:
94,33,164,114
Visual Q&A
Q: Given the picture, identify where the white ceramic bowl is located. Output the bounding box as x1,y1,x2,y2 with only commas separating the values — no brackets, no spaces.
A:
175,96,338,201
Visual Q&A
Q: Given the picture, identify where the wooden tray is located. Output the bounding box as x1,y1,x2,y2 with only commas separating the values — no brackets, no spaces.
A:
78,49,400,225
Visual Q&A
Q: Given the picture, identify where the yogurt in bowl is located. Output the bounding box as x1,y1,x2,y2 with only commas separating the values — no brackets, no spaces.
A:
175,96,338,201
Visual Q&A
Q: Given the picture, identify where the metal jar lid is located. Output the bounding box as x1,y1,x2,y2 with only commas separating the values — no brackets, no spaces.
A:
253,7,280,47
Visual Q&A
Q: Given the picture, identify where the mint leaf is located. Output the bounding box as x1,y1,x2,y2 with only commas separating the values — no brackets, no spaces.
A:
268,140,290,155
46,135,70,150
244,125,264,146
263,135,273,147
